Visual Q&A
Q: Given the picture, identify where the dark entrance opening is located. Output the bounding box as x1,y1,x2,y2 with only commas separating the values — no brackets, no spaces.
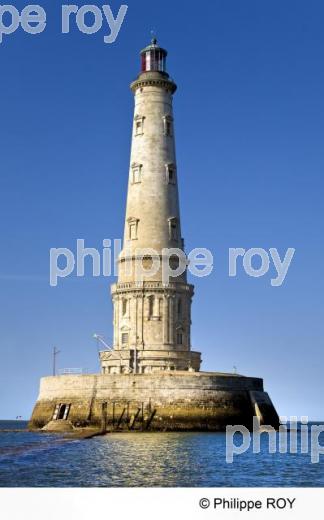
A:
58,404,69,420
52,403,71,421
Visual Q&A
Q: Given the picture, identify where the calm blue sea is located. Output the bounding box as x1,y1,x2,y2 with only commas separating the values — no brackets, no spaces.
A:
0,420,323,487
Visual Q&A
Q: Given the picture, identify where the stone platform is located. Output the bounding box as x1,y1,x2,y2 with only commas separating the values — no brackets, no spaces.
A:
29,371,279,432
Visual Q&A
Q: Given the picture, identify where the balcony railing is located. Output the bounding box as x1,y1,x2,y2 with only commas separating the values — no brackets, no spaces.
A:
58,368,89,375
111,281,194,292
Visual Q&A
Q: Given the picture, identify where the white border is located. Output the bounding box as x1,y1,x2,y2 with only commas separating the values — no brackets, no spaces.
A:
1,488,323,519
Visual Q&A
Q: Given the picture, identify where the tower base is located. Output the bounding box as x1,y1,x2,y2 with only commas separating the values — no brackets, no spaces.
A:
29,371,279,432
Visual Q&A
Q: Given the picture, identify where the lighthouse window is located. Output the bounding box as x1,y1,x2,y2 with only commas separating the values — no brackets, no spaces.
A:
169,255,180,270
130,224,136,239
171,223,177,240
121,333,129,345
163,115,173,136
168,217,178,241
132,163,142,184
134,115,145,136
148,295,154,318
122,298,127,315
128,217,139,240
166,164,176,184
177,333,183,345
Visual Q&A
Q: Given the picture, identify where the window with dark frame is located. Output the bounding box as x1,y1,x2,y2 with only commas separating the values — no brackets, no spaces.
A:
132,163,142,184
134,115,145,136
148,295,154,318
170,221,178,240
163,115,173,136
166,163,176,184
128,217,139,240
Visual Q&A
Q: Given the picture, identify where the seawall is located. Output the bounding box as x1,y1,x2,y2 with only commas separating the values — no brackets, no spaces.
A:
29,371,279,431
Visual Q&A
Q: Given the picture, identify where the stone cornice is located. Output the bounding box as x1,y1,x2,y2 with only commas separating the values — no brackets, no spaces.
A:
111,281,194,296
130,74,177,94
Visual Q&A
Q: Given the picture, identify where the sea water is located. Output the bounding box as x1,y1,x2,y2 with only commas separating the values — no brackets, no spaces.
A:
0,420,323,487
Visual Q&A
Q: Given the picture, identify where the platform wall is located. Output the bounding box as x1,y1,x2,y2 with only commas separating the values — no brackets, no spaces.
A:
29,372,279,431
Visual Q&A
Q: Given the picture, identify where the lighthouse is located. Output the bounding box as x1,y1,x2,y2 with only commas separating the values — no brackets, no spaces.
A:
29,39,280,432
100,39,201,375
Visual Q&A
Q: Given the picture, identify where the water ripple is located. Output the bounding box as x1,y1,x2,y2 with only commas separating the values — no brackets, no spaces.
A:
0,422,323,487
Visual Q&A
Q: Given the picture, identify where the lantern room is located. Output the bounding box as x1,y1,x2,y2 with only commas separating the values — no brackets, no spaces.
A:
140,38,167,73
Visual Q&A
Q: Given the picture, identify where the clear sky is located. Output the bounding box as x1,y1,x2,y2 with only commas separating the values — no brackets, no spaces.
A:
0,0,323,420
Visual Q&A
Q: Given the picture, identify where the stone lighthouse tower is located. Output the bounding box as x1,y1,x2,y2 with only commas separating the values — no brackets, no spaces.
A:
100,39,201,374
30,39,280,431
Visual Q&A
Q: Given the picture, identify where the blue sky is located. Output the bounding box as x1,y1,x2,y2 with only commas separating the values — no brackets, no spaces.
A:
0,0,323,419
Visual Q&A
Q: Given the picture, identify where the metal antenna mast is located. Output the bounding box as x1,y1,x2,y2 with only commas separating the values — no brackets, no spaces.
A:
53,346,60,376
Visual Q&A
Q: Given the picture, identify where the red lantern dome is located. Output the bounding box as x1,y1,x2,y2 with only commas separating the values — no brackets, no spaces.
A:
140,38,168,73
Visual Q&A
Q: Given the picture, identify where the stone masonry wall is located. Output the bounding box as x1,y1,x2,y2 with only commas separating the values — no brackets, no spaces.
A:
28,372,279,431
